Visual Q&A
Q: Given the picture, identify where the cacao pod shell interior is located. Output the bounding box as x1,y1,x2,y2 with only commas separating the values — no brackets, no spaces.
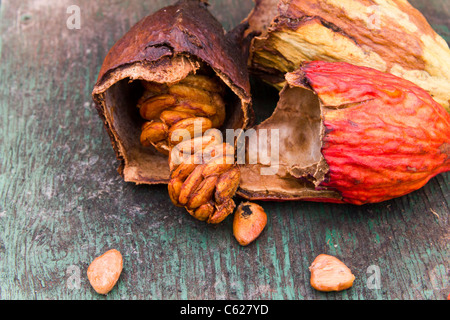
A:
92,0,252,185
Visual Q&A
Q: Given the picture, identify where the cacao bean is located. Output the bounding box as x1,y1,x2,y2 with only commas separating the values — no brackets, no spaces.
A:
309,254,355,292
207,198,236,225
87,249,123,295
190,202,215,221
172,101,217,117
140,120,169,146
178,164,205,206
179,74,224,93
168,117,213,146
232,202,267,246
187,175,219,209
139,94,176,120
215,167,241,205
169,84,212,104
168,178,184,207
160,110,194,126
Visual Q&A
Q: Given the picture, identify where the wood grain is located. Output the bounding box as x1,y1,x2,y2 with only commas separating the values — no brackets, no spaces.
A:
0,0,448,300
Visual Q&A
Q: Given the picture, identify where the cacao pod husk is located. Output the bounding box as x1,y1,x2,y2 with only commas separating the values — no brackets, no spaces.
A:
237,61,450,205
240,0,450,112
92,0,252,185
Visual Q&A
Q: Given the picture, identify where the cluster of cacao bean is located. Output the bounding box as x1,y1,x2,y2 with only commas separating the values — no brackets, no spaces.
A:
168,131,240,224
138,74,226,155
137,74,242,224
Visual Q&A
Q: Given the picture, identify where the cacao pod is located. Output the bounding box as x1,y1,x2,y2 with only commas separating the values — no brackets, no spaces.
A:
240,0,450,112
92,0,252,185
237,61,450,205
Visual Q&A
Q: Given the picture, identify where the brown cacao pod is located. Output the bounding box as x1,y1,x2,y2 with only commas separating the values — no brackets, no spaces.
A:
92,0,252,185
237,61,450,205
240,0,450,112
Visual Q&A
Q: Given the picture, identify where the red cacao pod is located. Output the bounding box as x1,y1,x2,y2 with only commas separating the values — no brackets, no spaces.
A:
238,61,450,205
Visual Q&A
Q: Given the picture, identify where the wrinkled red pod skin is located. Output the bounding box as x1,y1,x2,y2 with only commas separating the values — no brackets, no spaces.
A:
300,61,450,205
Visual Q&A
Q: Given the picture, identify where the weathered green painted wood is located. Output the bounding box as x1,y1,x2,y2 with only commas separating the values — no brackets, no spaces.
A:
0,0,448,300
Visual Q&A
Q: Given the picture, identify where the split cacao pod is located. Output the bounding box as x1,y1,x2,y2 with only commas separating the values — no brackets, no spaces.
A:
240,0,450,112
92,0,252,185
237,61,450,205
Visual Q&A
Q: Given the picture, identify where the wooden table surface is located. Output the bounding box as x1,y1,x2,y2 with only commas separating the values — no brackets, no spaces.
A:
0,0,448,300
